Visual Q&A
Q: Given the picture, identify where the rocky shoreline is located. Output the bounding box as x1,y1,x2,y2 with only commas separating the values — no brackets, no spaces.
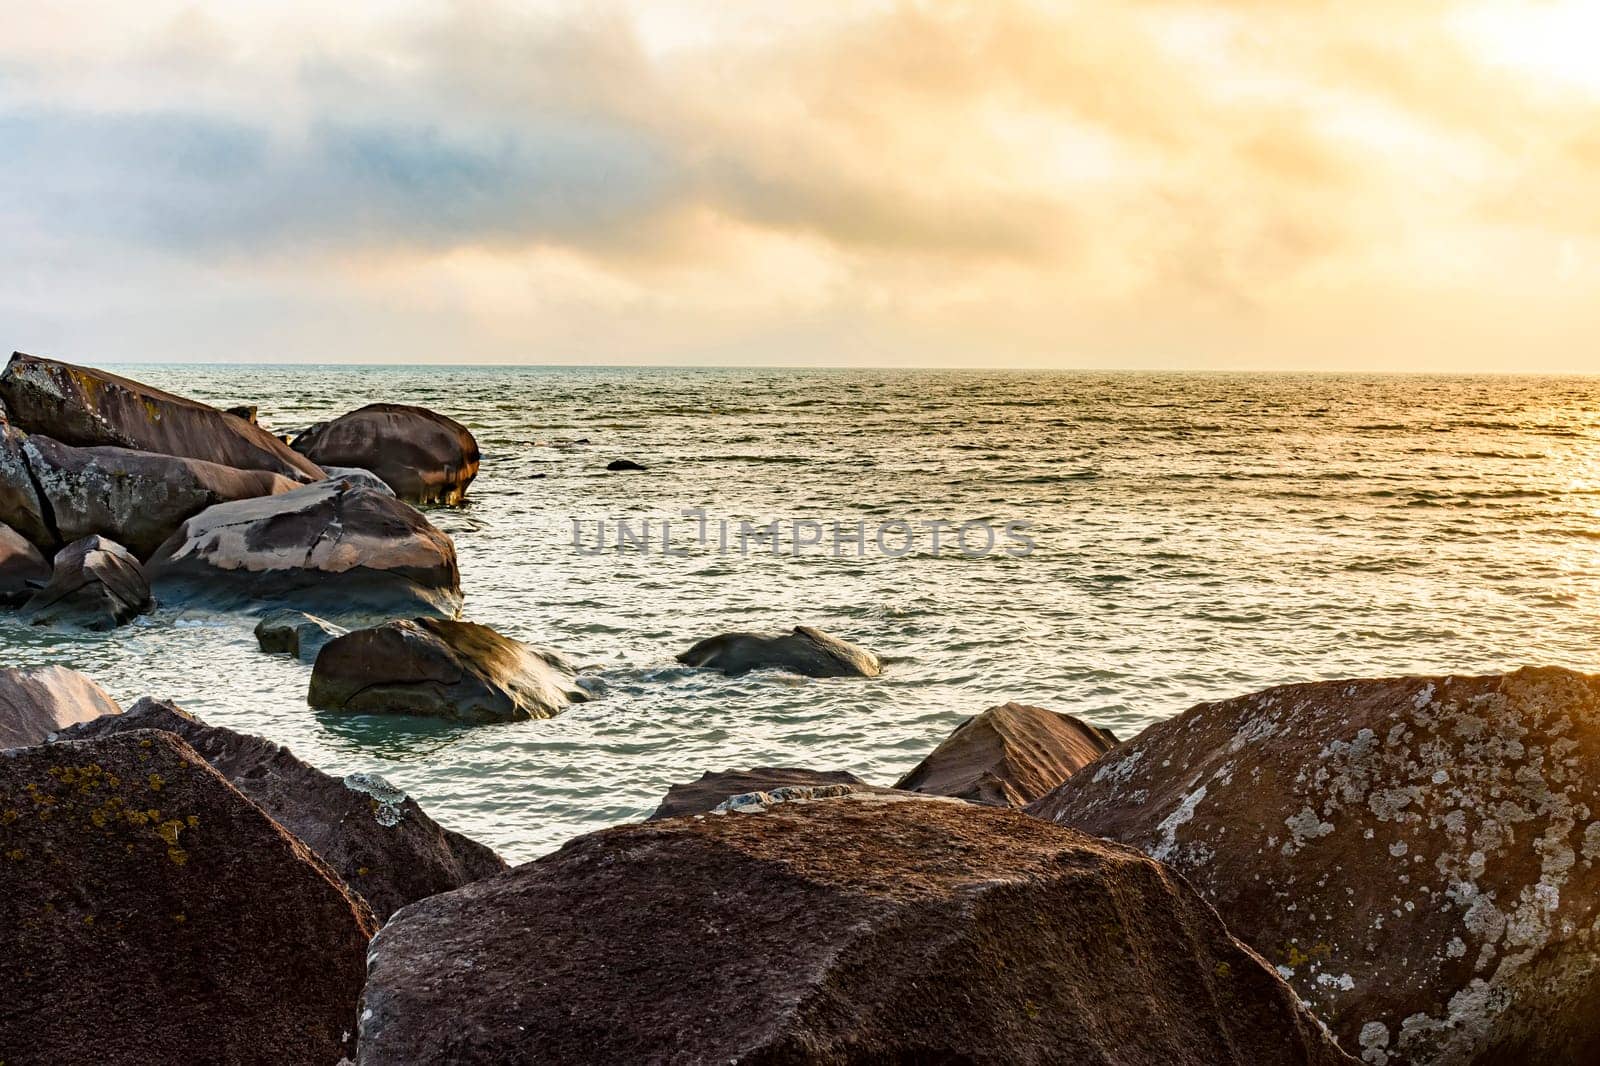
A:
1,352,1594,1063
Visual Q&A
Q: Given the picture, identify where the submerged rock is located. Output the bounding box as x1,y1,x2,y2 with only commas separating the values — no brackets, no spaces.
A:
21,434,296,558
1029,667,1600,1066
648,766,884,820
292,403,480,505
21,535,151,629
0,664,121,748
357,794,1355,1066
605,458,645,471
255,609,347,663
895,701,1116,806
144,478,462,623
676,625,881,678
0,351,324,482
0,521,49,604
308,618,588,723
59,698,507,921
0,730,375,1065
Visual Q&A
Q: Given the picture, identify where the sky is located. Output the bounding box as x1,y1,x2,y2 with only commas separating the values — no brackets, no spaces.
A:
2,0,1599,371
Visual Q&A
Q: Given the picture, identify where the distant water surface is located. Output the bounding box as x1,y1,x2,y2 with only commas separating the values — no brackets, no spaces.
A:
5,367,1600,860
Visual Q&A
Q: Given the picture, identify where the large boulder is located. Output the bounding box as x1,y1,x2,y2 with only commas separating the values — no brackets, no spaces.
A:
0,665,121,748
1029,667,1600,1066
357,794,1355,1066
21,434,297,558
144,478,462,623
649,766,883,819
0,521,49,604
21,535,151,629
0,730,376,1065
255,608,347,662
58,698,506,921
292,403,480,505
0,352,324,482
895,701,1117,806
676,624,881,678
309,618,588,723
0,401,52,547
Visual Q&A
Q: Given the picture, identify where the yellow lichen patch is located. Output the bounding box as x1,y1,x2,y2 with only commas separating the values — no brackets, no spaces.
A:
1214,962,1233,978
1,809,17,825
148,773,165,792
5,848,24,862
172,913,187,924
1283,942,1332,969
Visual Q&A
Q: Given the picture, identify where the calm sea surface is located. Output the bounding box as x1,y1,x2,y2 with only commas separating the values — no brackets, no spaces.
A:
5,367,1600,860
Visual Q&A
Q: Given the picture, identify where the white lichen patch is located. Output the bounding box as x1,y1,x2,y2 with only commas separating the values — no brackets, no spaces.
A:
344,772,409,827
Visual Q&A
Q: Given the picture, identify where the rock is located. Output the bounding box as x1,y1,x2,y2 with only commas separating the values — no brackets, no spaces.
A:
20,434,297,558
58,698,507,921
0,351,324,482
605,458,645,471
649,766,886,819
318,465,395,496
0,401,52,547
309,618,588,723
144,478,462,623
0,521,49,604
223,404,257,424
676,624,881,678
0,730,375,1065
895,702,1117,807
0,665,121,748
21,535,151,629
291,404,479,505
255,609,347,662
1027,667,1600,1066
357,794,1356,1066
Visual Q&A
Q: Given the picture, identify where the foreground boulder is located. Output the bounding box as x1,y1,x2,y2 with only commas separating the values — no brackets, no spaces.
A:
292,404,479,505
21,434,296,557
0,351,324,482
0,521,49,604
0,665,121,748
144,478,462,622
21,535,151,629
255,609,347,662
895,701,1116,806
677,625,881,678
59,698,506,921
358,795,1355,1065
648,766,883,819
0,730,375,1064
1029,667,1600,1066
309,618,587,723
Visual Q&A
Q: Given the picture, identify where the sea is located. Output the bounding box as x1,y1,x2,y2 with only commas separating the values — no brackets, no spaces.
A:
5,366,1599,861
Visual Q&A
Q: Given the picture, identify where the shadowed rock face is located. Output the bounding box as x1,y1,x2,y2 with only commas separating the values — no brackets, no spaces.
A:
0,403,52,547
676,625,881,678
309,618,588,723
1028,667,1600,1066
0,352,324,482
357,796,1356,1066
292,403,480,505
58,698,507,921
648,766,884,820
0,730,376,1065
0,665,121,749
21,435,297,558
144,479,462,623
0,522,49,604
21,535,151,629
255,609,347,662
895,702,1117,807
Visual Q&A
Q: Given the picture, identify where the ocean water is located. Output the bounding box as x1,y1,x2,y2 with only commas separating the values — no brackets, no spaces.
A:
5,367,1600,861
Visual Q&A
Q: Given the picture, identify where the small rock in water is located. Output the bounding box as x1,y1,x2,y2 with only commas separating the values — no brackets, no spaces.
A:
605,458,645,471
677,625,881,678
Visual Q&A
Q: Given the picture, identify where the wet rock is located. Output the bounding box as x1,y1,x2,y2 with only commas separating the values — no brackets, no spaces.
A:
0,521,49,605
605,458,645,471
0,665,121,748
1028,667,1600,1066
21,535,151,629
0,351,324,482
291,404,480,505
21,434,297,558
0,730,376,1065
357,794,1356,1066
895,701,1117,806
58,698,507,921
309,618,588,723
144,478,462,623
649,766,888,819
676,624,881,678
255,609,347,662
318,465,395,496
